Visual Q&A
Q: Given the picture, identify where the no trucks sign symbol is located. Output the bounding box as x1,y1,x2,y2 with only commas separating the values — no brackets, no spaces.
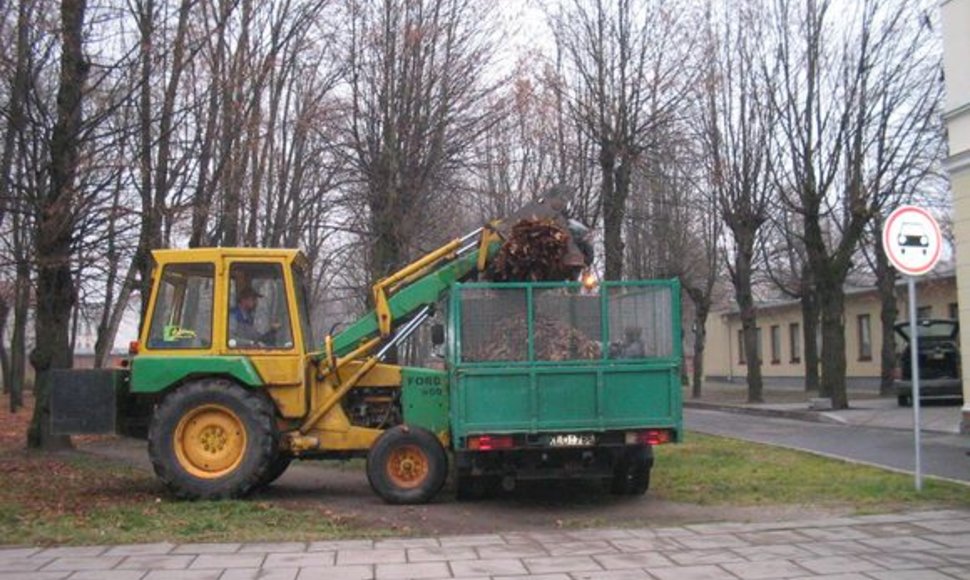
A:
882,205,942,277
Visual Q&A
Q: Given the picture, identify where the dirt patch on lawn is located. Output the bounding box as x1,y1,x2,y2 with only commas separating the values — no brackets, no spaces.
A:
78,436,855,538
0,397,856,541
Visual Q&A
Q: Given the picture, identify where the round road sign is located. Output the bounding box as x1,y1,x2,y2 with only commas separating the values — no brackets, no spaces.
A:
882,205,942,277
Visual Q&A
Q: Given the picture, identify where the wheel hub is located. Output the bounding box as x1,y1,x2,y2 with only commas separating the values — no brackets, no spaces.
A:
173,404,247,479
386,445,428,489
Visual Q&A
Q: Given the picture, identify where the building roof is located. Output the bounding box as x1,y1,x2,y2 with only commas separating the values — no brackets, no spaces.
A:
714,268,956,317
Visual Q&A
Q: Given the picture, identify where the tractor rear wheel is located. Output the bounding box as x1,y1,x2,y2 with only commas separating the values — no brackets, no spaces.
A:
254,454,292,490
148,379,277,500
366,426,447,504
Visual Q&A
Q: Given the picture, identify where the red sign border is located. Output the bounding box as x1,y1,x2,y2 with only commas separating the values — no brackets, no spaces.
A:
882,205,942,276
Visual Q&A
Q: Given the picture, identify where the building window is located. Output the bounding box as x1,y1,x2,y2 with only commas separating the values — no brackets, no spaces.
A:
917,305,932,320
738,327,763,364
770,325,781,364
949,302,959,320
857,314,872,361
789,323,801,363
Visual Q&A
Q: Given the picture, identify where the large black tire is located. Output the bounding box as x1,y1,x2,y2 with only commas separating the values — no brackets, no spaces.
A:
254,454,292,490
898,394,913,407
148,379,278,500
611,446,653,496
366,426,448,504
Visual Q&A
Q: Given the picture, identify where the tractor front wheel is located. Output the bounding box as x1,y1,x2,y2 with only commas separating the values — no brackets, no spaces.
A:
366,426,447,504
148,379,277,500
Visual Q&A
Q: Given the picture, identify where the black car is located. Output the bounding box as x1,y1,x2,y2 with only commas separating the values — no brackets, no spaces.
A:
895,319,963,406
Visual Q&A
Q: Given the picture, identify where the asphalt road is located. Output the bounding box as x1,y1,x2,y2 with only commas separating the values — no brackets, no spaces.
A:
686,407,970,483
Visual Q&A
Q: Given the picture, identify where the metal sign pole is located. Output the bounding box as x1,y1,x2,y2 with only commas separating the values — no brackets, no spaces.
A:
907,276,922,491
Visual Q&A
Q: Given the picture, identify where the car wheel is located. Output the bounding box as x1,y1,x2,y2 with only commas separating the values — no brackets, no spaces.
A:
897,394,913,407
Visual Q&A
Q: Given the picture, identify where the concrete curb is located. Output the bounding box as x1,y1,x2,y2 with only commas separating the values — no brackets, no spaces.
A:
684,400,850,426
685,400,963,435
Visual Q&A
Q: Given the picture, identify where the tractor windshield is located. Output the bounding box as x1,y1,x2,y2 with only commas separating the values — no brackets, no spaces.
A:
147,263,215,349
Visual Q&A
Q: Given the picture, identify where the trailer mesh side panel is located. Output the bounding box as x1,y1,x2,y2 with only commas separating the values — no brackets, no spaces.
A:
533,290,601,361
606,286,674,359
459,288,528,361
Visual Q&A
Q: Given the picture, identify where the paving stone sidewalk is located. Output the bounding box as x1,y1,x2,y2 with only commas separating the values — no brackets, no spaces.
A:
3,509,970,580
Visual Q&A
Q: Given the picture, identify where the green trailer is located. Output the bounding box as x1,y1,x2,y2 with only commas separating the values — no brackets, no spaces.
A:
445,279,682,498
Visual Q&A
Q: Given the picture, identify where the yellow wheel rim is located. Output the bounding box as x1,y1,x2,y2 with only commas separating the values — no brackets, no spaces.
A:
386,444,429,489
173,404,247,479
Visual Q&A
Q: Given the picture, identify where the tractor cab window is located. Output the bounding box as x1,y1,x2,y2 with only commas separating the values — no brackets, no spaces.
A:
227,263,294,350
147,263,215,349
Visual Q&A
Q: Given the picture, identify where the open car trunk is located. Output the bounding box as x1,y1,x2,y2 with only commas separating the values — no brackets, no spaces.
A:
894,319,962,405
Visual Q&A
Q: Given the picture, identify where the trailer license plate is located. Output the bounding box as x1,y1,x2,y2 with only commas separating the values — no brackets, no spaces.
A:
549,434,596,447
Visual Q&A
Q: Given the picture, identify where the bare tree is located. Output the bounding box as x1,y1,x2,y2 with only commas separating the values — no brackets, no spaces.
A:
0,0,38,411
550,0,694,280
771,0,944,409
698,2,776,403
342,0,501,281
28,0,89,449
760,208,820,392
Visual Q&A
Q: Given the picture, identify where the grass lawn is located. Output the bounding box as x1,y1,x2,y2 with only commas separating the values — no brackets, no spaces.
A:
654,432,970,508
1,399,967,546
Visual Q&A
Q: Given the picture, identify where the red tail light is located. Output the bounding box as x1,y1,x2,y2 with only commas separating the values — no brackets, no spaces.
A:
467,435,514,451
626,429,672,446
128,340,140,355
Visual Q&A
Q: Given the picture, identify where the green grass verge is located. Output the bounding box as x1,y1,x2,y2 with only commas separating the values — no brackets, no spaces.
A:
0,498,361,546
2,432,967,546
654,432,970,507
0,453,377,546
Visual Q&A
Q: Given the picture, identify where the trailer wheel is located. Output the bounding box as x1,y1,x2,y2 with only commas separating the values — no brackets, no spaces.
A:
148,379,277,500
367,426,447,504
611,446,653,496
456,474,498,501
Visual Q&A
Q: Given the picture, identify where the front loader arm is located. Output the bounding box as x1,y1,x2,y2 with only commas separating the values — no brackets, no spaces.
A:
328,233,501,358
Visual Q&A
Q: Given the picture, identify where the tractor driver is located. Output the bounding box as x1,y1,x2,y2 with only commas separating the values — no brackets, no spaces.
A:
229,287,281,347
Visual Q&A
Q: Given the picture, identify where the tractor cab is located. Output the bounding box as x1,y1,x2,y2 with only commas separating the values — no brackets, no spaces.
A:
140,248,312,355
130,248,314,419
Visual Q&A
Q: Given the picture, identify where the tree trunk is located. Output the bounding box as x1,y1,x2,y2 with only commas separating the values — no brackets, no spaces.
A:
732,242,763,403
28,0,89,450
600,145,624,280
800,277,820,392
873,229,898,396
10,214,29,413
0,0,31,222
0,298,10,395
817,275,849,409
131,0,158,323
95,265,137,368
691,299,711,399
